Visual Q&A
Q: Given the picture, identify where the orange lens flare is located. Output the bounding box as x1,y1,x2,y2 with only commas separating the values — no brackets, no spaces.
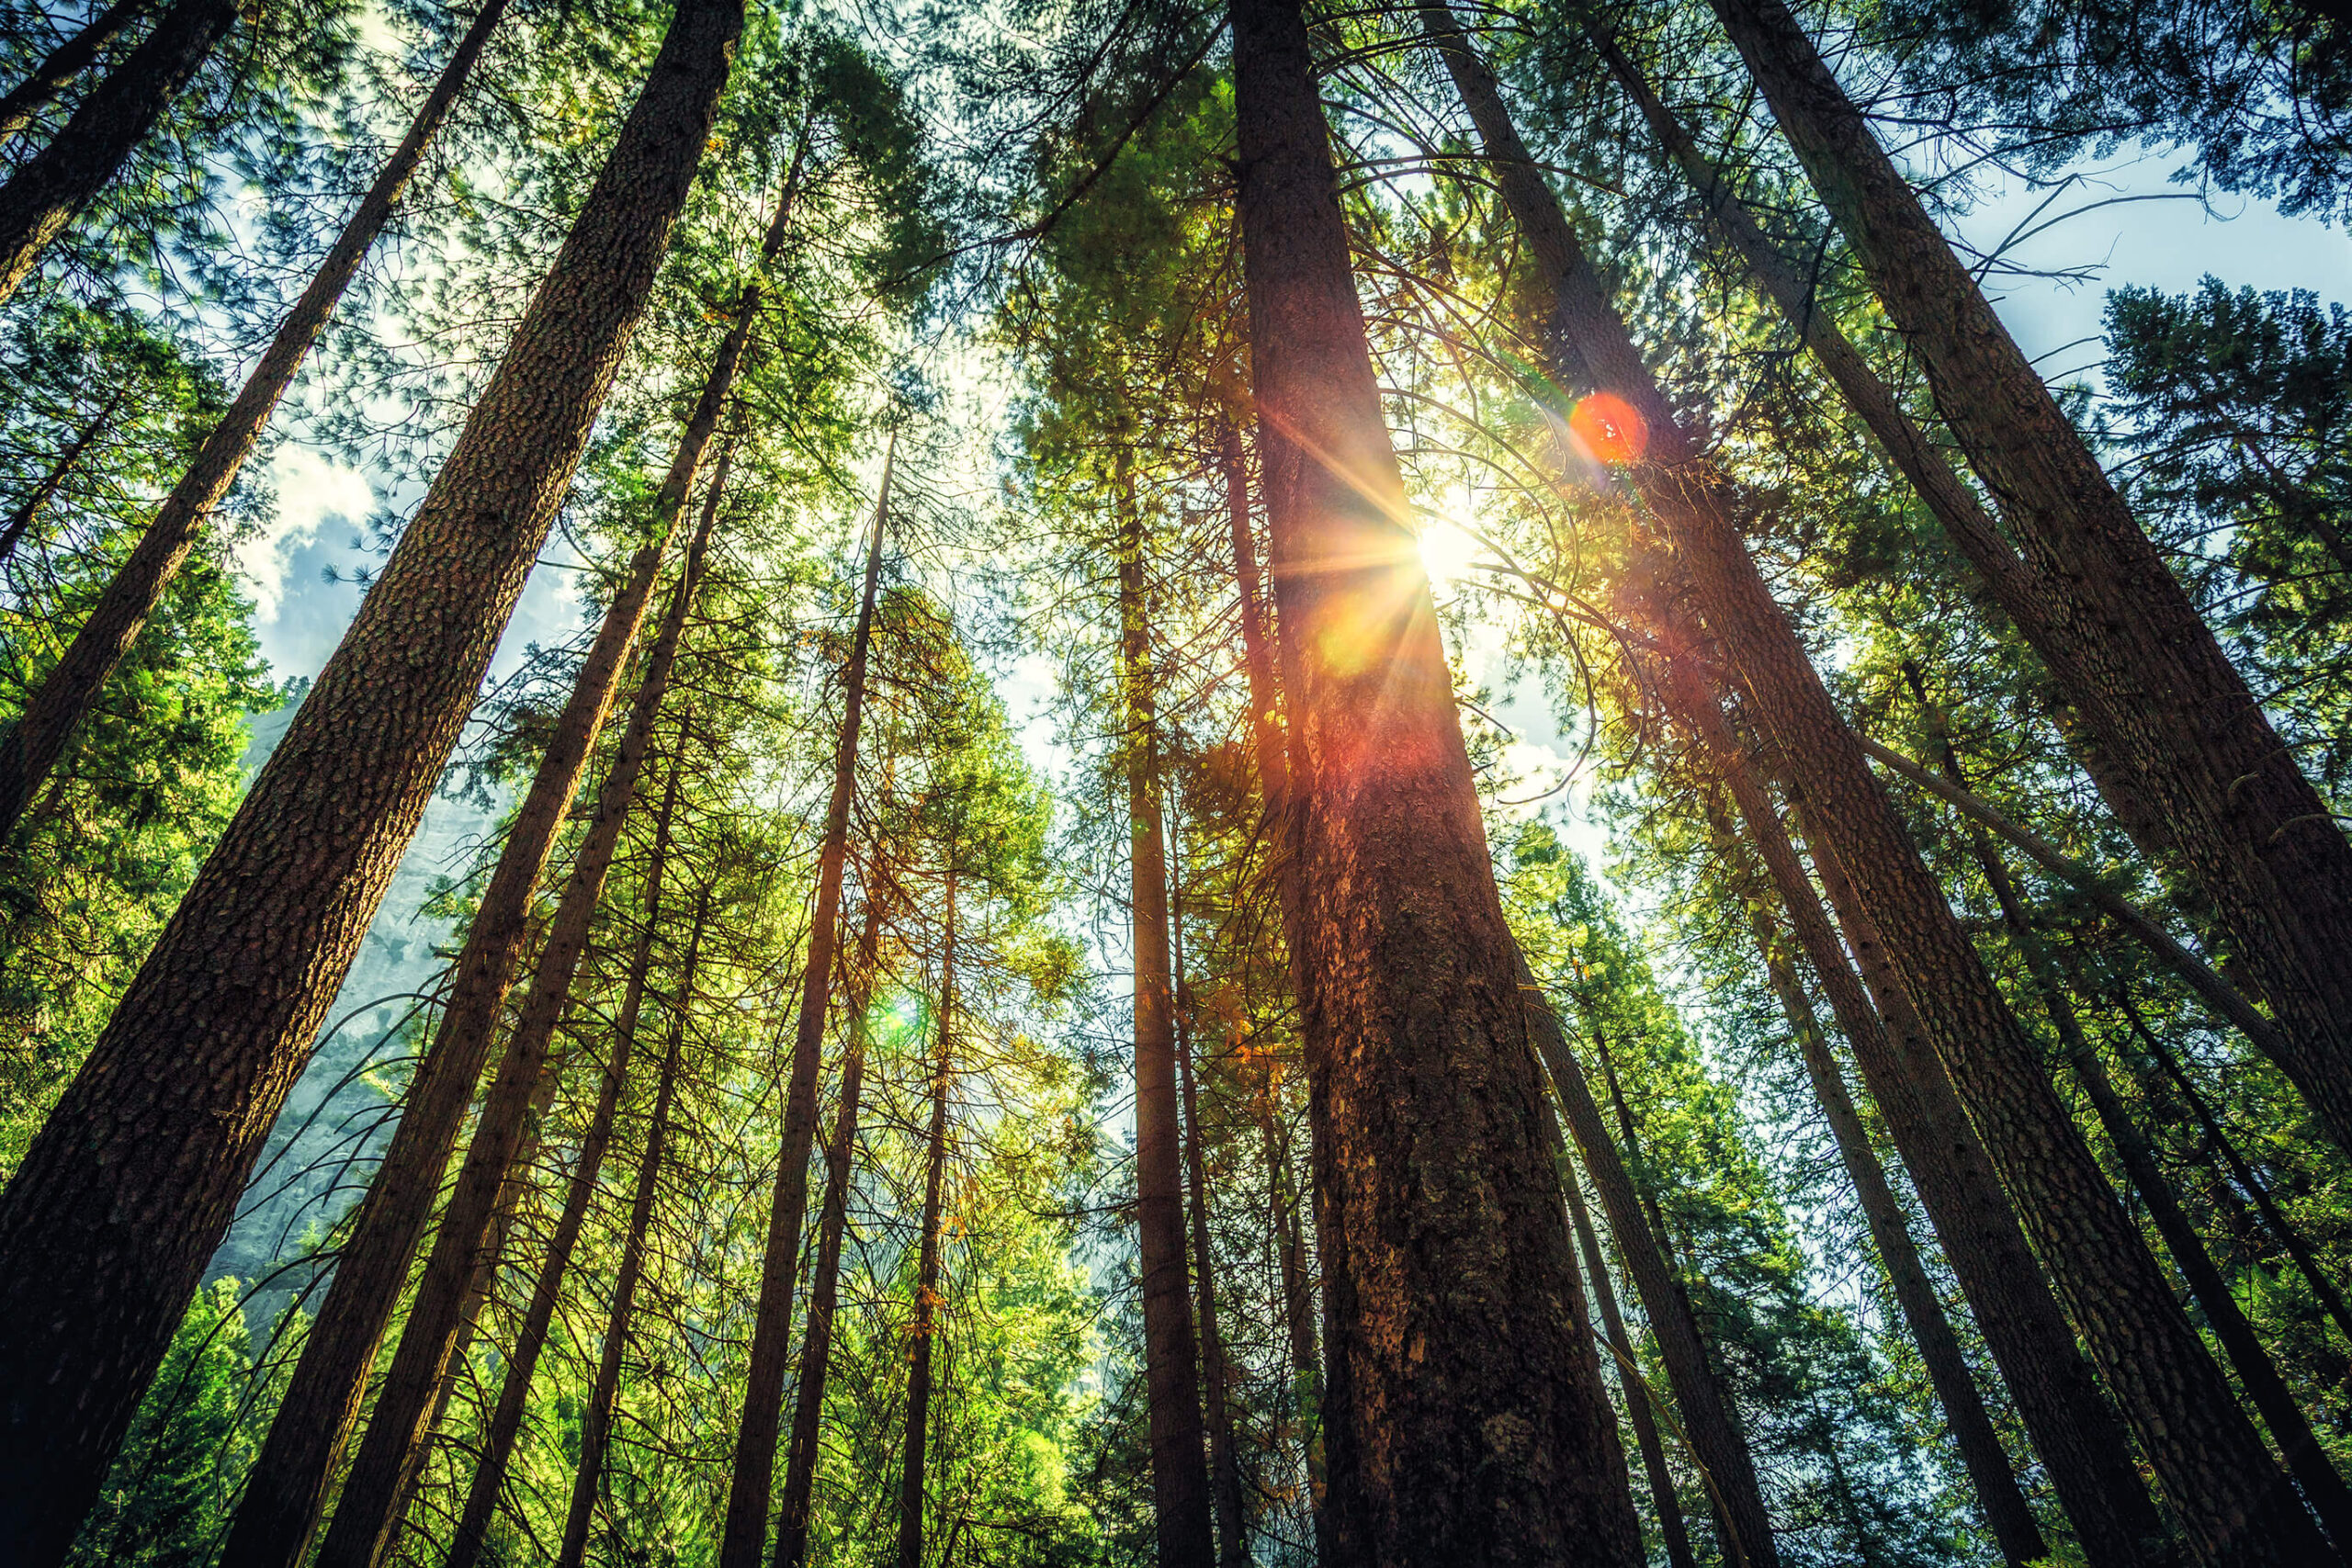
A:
1569,391,1648,465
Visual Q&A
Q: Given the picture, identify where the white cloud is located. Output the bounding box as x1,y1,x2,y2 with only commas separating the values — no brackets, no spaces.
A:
240,446,376,622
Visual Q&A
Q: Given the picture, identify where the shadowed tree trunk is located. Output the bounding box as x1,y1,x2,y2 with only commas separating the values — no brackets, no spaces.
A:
0,0,153,149
1561,1151,1699,1568
772,894,887,1568
895,870,956,1568
0,0,514,843
1703,0,2352,1164
0,0,236,305
1252,1054,1327,1535
1117,479,1216,1568
553,887,704,1568
0,384,122,570
311,471,723,1568
444,757,683,1568
0,0,739,1553
1229,0,1645,1556
716,440,893,1568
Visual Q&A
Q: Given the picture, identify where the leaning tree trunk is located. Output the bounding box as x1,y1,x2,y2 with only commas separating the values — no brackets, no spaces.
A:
312,480,721,1568
0,0,153,150
445,759,682,1568
1522,978,1783,1568
0,0,514,843
1679,660,2169,1566
894,870,956,1568
1229,0,1645,1557
1713,806,2047,1565
0,0,236,306
1116,481,1216,1568
714,435,893,1568
554,889,703,1568
0,0,739,1554
1561,1155,1699,1568
772,894,888,1568
1703,0,2352,1164
0,384,122,570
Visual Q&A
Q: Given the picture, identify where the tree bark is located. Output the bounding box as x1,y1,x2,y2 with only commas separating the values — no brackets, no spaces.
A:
553,886,703,1568
716,437,893,1568
1116,479,1216,1568
771,894,886,1568
1561,1149,1699,1568
1230,0,1645,1557
0,0,153,150
0,0,235,306
894,870,956,1568
1704,0,2352,1164
1683,663,2171,1565
311,471,722,1568
0,0,738,1554
0,383,122,570
1252,1055,1327,1538
445,757,682,1568
1715,805,2047,1564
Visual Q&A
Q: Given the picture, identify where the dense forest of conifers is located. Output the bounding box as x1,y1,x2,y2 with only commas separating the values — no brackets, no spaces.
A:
0,0,2346,1562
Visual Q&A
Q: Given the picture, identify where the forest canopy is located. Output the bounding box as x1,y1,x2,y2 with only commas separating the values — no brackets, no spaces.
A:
0,0,2347,1563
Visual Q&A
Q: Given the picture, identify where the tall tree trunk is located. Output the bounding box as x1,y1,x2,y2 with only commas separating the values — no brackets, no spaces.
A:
0,384,122,571
1519,970,1782,1568
1562,1150,1699,1568
1704,0,2352,1162
311,475,722,1568
1172,876,1250,1568
1715,805,2047,1564
716,438,893,1568
554,887,704,1568
0,1,739,1554
1680,660,2171,1565
445,758,683,1568
772,894,887,1568
1117,480,1216,1568
895,870,956,1568
1229,0,1644,1557
0,0,236,306
1252,1058,1327,1537
0,0,153,150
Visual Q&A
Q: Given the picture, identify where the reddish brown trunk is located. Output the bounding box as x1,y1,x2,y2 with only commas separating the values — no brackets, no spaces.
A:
445,759,681,1568
772,895,887,1568
895,871,956,1568
0,1,737,1554
0,0,235,305
554,887,703,1568
716,440,892,1568
1230,0,1643,1556
1117,484,1216,1568
0,0,153,149
311,480,721,1568
1705,0,2352,1163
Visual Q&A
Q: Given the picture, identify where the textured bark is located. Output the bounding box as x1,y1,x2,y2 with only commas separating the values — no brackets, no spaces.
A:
1706,0,2352,1162
554,889,702,1568
1173,914,1250,1568
1562,1154,1699,1568
311,476,722,1568
1520,972,1781,1568
1231,0,1644,1558
0,1,737,1555
0,0,153,149
1117,486,1216,1568
0,0,234,305
1686,671,2168,1565
445,761,681,1568
894,874,956,1568
0,0,512,842
772,896,886,1568
0,384,121,569
716,440,891,1568
1715,804,2046,1564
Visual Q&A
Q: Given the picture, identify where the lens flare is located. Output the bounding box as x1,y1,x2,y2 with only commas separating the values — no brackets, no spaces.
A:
1569,391,1648,465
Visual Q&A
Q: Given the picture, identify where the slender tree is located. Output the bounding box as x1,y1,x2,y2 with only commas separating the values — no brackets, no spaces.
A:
0,0,741,1552
0,0,153,149
894,867,956,1568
